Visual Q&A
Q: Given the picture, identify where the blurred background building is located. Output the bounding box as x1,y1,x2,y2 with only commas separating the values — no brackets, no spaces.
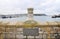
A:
0,8,60,39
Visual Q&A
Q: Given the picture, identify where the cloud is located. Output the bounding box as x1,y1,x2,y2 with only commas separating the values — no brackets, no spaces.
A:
0,0,60,15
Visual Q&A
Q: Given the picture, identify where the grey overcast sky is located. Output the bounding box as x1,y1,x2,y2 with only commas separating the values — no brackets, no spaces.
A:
0,0,60,15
